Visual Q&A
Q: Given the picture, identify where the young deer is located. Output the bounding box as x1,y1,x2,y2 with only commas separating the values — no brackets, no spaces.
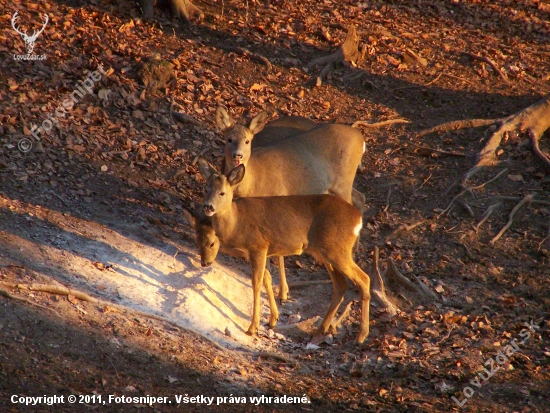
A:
199,163,371,344
215,107,367,302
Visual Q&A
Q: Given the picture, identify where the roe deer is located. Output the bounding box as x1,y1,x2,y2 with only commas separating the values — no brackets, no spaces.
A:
199,164,371,344
182,208,281,329
214,107,367,302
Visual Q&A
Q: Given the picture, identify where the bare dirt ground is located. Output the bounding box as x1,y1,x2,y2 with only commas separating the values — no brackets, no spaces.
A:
1,0,550,411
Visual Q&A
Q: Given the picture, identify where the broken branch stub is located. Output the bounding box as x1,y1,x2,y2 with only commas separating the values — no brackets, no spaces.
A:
308,25,361,80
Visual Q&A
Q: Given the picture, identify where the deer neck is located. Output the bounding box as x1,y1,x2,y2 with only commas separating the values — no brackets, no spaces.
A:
210,201,239,246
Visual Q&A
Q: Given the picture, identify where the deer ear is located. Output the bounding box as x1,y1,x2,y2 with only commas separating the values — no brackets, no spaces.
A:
248,111,268,135
182,207,196,228
215,106,234,130
227,164,245,186
198,157,218,181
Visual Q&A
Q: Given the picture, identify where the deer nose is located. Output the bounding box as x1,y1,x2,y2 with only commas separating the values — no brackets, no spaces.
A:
204,204,215,216
233,153,243,160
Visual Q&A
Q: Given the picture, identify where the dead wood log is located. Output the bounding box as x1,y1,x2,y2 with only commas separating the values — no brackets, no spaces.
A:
464,93,550,182
308,25,361,80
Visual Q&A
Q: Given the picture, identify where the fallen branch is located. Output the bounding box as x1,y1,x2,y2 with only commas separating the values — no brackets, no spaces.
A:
462,52,509,83
416,118,500,138
352,119,410,129
490,194,534,244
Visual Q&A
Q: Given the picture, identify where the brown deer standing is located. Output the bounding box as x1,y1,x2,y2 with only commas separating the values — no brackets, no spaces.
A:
214,107,366,302
197,163,371,344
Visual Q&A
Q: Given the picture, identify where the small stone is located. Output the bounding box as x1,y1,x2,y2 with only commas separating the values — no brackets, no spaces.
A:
100,165,108,172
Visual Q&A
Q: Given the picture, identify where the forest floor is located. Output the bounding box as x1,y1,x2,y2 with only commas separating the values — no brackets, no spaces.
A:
1,0,549,411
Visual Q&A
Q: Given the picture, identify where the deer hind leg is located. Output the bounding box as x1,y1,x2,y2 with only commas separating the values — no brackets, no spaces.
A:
313,262,349,341
247,251,268,336
277,255,289,303
335,260,371,343
262,267,279,329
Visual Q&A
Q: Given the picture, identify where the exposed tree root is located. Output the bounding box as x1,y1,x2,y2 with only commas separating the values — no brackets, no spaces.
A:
529,128,550,170
368,247,398,315
464,94,550,182
438,168,508,218
352,119,410,129
308,25,362,80
490,194,534,244
475,202,502,232
0,282,235,354
0,286,61,317
537,226,550,251
330,300,353,332
416,118,500,138
367,247,437,316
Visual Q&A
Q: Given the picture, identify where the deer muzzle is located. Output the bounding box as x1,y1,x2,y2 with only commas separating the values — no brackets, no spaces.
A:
203,204,215,216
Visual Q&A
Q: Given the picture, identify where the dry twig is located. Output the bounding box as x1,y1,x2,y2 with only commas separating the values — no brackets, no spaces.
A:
490,194,534,244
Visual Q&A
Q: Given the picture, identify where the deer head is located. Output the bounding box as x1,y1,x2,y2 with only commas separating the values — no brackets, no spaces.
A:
12,11,49,55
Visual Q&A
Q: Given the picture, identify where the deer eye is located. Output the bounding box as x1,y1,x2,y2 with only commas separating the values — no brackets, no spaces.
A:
219,192,225,196
245,140,250,144
209,242,215,248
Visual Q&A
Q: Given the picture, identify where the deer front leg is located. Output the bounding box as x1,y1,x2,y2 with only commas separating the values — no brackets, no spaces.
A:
277,255,289,303
262,268,279,329
247,250,267,336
